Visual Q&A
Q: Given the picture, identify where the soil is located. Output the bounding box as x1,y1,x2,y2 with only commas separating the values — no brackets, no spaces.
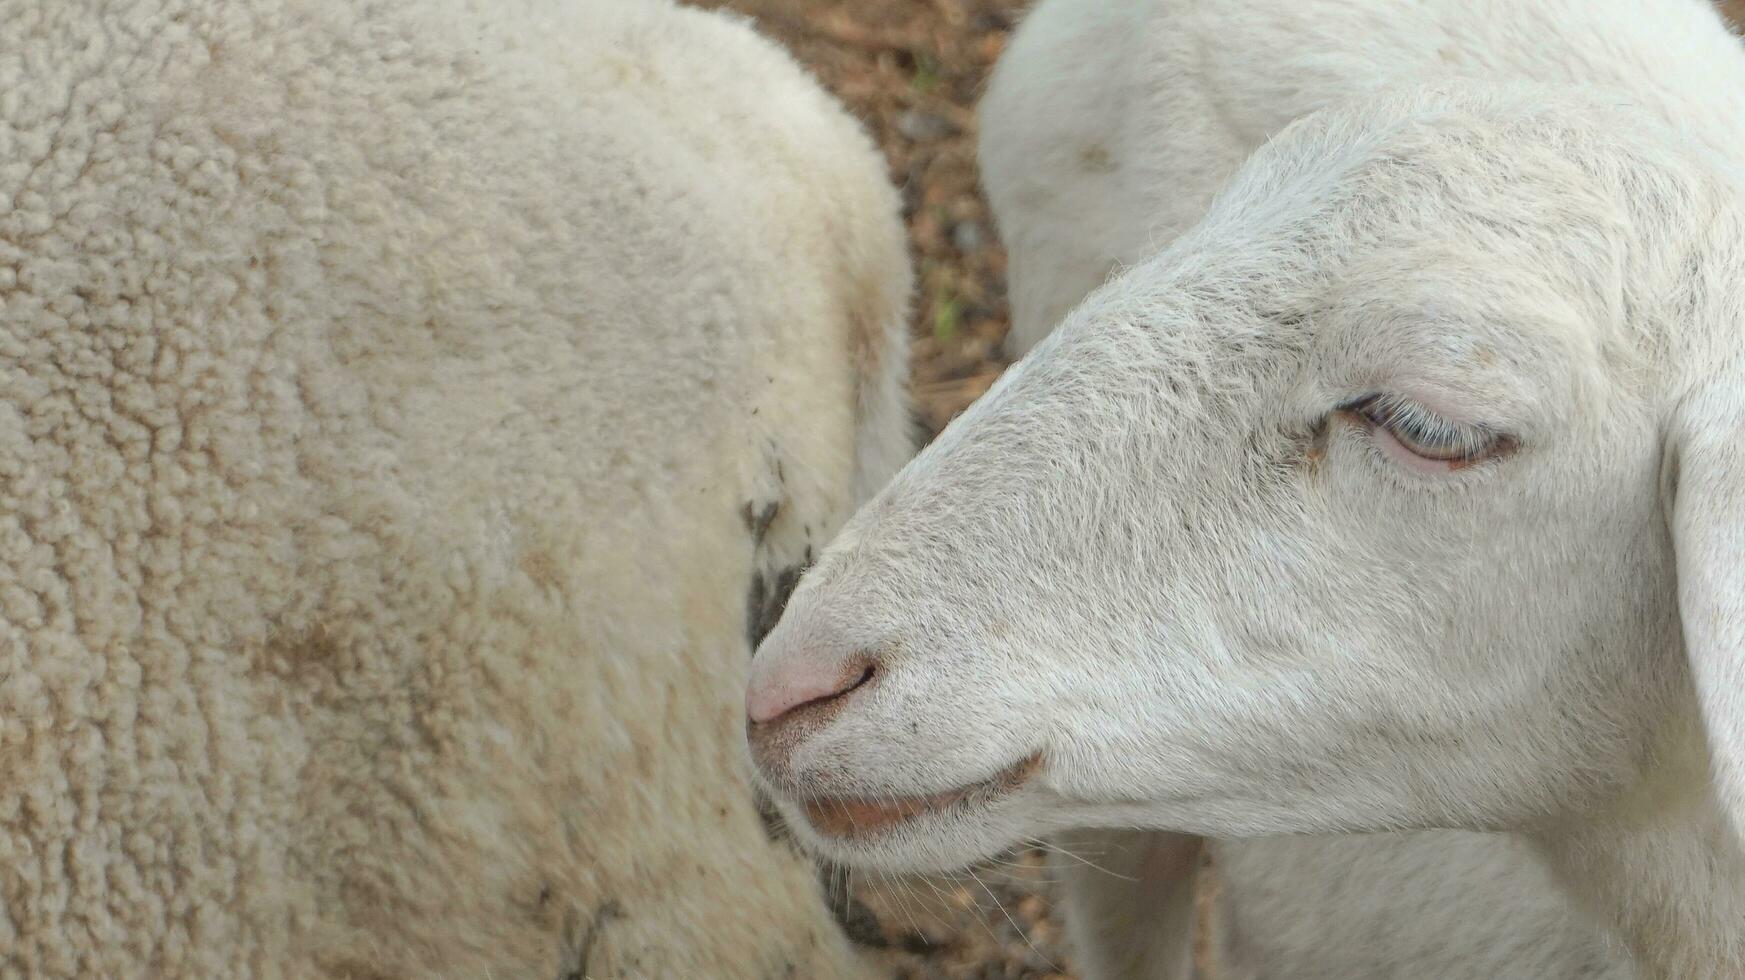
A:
684,0,1745,976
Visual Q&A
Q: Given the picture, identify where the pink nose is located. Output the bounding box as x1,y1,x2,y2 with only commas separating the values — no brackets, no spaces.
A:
745,653,878,724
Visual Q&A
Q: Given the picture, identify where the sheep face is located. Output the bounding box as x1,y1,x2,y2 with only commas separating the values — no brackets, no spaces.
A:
748,89,1734,873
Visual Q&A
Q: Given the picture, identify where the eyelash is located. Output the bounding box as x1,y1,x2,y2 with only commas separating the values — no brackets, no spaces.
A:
1338,393,1511,466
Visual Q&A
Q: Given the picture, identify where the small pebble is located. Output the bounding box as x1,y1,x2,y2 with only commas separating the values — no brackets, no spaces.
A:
952,220,985,252
897,109,958,142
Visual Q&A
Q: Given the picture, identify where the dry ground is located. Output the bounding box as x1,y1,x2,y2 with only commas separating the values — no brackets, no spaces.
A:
686,0,1745,976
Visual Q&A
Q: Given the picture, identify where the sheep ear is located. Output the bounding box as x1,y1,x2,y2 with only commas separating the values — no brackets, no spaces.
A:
1671,379,1745,839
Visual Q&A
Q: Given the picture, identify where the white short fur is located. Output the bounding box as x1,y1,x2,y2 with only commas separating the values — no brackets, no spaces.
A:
0,0,909,975
750,1,1745,977
979,1,1709,976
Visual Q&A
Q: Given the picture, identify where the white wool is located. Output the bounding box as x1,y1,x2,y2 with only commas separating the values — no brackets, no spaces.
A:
751,1,1745,977
0,0,909,975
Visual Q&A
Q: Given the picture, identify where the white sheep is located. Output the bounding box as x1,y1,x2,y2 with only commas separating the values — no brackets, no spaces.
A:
745,1,1745,978
978,0,1713,975
0,0,910,976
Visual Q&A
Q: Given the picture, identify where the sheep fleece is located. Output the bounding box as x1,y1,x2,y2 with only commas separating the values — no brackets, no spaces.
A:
0,0,907,976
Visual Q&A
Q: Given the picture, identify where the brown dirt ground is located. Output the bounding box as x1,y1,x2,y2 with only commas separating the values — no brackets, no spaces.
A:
687,1,1745,976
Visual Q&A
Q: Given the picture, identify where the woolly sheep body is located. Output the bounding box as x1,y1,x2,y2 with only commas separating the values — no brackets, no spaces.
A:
0,0,907,976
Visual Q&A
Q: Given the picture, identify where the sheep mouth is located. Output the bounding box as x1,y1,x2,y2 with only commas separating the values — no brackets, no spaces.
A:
798,752,1043,839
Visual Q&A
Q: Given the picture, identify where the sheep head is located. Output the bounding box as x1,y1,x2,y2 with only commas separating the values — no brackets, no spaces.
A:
746,86,1745,874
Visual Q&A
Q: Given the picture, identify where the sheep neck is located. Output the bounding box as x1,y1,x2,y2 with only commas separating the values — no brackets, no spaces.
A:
1531,717,1745,979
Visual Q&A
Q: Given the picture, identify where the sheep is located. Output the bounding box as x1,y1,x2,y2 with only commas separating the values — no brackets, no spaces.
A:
0,0,911,976
979,0,1673,975
743,0,1745,978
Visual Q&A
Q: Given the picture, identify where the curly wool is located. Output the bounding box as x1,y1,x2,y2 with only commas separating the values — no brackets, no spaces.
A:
0,0,909,976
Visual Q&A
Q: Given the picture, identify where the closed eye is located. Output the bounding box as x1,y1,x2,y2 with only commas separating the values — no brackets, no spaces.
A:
1338,393,1514,467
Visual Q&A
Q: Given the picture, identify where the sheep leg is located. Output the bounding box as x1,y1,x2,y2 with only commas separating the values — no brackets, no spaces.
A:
1053,828,1203,979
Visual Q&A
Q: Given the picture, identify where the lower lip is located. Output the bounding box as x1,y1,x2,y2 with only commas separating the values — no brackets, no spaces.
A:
799,752,1043,839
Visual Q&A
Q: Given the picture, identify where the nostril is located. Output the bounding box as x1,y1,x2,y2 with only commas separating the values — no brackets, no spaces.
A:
846,662,875,694
777,663,873,718
746,654,879,726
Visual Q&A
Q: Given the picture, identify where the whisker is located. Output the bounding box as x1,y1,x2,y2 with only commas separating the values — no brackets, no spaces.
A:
968,865,1058,972
1027,836,1138,881
877,868,927,946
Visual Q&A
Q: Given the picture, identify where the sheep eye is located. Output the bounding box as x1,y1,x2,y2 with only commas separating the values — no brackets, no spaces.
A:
1340,394,1506,465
